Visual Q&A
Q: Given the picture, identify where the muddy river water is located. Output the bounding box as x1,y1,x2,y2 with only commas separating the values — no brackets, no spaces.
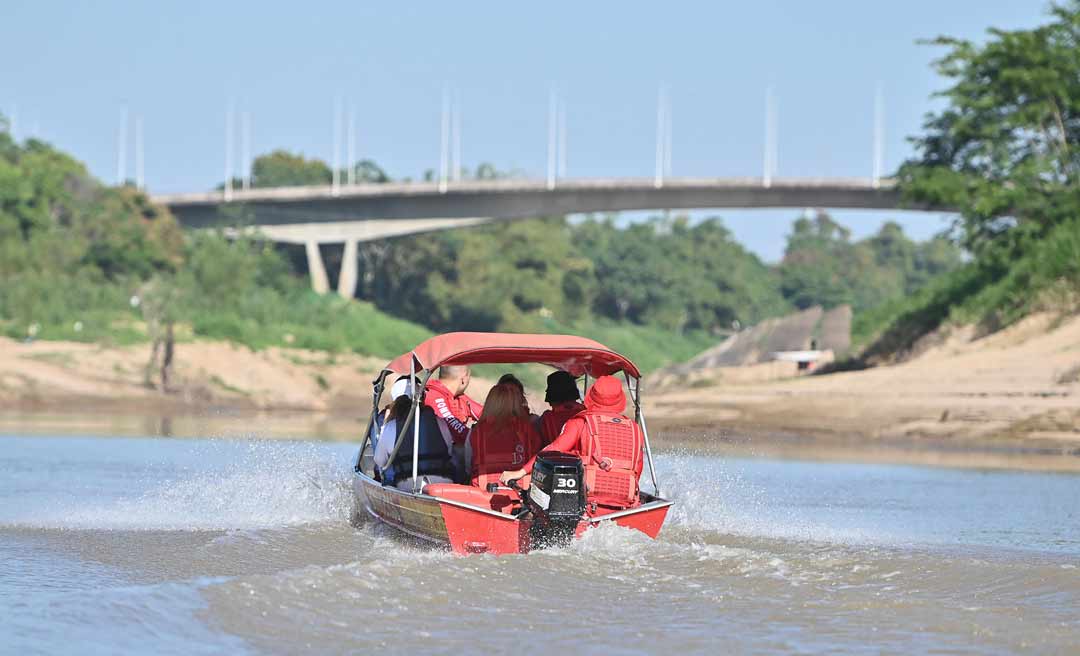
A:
1,434,1077,654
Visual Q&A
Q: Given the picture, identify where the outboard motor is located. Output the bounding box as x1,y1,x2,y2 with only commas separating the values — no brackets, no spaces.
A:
525,452,585,548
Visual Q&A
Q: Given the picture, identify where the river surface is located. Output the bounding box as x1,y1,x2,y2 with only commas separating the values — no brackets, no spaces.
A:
1,434,1077,654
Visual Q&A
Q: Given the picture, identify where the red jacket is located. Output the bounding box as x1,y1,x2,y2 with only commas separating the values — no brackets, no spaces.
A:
526,411,644,509
538,401,586,445
468,417,543,485
522,412,637,471
424,379,483,445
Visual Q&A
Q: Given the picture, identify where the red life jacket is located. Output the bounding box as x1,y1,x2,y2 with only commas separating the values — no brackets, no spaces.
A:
425,380,483,445
540,402,585,445
578,411,644,509
469,417,542,487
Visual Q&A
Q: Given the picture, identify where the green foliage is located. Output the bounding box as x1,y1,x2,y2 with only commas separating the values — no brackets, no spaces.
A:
167,233,432,354
779,212,962,313
208,148,957,354
854,215,1080,362
900,1,1080,255
251,150,331,187
579,217,790,331
0,113,965,373
858,3,1080,361
220,151,391,190
0,128,430,357
0,129,183,340
351,159,390,183
358,215,790,336
559,319,715,374
431,217,579,331
184,287,432,355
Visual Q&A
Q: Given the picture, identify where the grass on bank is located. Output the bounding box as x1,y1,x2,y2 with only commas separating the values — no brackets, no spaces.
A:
469,319,717,390
851,216,1080,363
0,272,434,358
2,274,718,380
186,293,433,356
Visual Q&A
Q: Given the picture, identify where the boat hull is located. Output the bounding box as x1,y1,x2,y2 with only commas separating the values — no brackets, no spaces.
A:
353,472,672,555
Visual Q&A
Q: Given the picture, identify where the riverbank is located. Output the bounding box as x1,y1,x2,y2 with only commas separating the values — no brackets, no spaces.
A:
2,313,1079,472
647,312,1080,472
0,336,386,414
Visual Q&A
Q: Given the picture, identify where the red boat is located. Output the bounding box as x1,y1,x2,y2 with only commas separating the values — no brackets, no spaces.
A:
352,332,673,555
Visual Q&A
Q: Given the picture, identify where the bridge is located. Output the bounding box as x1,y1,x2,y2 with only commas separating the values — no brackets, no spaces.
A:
153,176,933,297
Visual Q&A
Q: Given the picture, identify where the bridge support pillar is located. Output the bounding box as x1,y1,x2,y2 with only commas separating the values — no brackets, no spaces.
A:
337,239,358,299
305,240,330,295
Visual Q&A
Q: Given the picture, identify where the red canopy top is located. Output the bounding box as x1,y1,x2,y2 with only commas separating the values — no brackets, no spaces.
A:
378,332,640,381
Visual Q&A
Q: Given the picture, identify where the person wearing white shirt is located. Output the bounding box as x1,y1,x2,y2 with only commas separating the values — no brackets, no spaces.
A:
374,377,455,491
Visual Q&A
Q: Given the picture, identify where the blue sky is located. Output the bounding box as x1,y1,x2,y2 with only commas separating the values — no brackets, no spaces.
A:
1,1,1049,260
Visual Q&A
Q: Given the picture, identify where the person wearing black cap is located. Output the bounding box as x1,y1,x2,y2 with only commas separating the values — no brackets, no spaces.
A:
501,375,645,512
538,370,585,445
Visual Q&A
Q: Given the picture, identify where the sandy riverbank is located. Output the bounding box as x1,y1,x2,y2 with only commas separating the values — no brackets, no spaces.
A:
646,312,1080,471
2,314,1078,472
0,337,386,414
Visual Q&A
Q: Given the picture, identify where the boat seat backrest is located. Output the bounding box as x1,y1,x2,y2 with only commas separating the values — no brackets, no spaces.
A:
580,412,642,509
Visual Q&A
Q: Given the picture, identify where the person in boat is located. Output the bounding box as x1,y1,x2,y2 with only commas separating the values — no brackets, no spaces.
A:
497,373,526,400
425,365,483,480
371,376,420,484
425,365,483,440
500,375,645,512
497,373,542,429
465,383,543,488
374,381,455,491
537,370,585,445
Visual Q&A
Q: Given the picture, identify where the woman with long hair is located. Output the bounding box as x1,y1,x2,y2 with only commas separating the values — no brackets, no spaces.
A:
466,383,543,487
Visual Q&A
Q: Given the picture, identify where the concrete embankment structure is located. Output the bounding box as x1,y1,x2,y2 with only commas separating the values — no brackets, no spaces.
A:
650,306,852,387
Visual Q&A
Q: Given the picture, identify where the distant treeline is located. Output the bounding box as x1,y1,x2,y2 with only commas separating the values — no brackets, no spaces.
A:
238,151,963,338
345,211,960,337
0,131,962,368
0,130,430,355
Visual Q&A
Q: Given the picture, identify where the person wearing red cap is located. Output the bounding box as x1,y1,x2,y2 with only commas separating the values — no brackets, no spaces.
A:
500,374,644,511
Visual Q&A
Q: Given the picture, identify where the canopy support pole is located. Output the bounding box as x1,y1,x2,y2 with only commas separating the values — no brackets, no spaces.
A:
355,373,387,471
384,366,431,483
411,354,422,492
627,374,660,497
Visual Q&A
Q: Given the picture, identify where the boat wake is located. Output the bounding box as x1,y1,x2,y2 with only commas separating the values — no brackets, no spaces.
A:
2,442,883,548
3,440,355,532
653,451,876,546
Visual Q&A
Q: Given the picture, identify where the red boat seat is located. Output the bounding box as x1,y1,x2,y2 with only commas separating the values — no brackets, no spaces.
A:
423,483,517,514
580,412,644,510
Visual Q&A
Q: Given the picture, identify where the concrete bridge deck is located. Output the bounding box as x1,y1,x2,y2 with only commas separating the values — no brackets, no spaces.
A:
155,176,918,233
153,176,939,298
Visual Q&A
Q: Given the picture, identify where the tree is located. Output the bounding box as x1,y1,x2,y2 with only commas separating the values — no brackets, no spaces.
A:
351,159,389,183
779,212,858,310
578,216,788,332
250,150,332,187
899,1,1080,255
779,211,962,313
